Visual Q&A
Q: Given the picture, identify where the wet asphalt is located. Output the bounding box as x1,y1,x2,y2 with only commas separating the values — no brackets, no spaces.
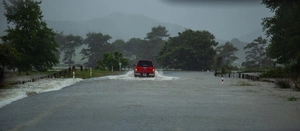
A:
0,71,300,131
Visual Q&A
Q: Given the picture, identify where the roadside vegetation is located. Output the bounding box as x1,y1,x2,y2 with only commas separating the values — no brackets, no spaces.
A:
65,69,124,79
0,69,125,89
288,96,297,102
235,81,254,86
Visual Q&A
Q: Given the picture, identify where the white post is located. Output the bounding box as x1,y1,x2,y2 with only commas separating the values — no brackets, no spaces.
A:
73,71,75,82
90,67,92,77
111,66,113,72
119,62,122,71
222,77,224,84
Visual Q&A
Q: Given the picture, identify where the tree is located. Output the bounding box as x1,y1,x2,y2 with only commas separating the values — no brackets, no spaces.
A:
156,29,218,70
54,32,65,61
262,0,300,87
80,32,113,67
112,38,144,66
124,38,146,62
1,0,58,72
215,41,238,68
98,51,129,71
146,25,169,41
143,25,169,66
0,43,20,78
58,34,83,67
111,39,126,53
242,37,273,68
262,0,300,67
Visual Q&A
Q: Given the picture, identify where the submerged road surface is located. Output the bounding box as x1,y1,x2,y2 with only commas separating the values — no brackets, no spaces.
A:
1,71,300,130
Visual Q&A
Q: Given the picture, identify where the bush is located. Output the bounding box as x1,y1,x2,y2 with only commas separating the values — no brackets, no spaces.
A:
275,80,291,89
235,81,253,86
260,67,287,78
288,96,297,101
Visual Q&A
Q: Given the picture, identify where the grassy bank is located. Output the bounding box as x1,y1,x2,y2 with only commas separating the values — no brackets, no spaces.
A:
67,69,125,79
0,69,125,88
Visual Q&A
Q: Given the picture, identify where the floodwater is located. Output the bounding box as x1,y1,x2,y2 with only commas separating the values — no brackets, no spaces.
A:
1,71,300,130
94,70,179,81
0,78,83,108
0,71,176,108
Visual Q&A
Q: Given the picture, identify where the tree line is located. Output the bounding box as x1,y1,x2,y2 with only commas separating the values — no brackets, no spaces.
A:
54,26,274,72
1,0,298,81
54,25,169,69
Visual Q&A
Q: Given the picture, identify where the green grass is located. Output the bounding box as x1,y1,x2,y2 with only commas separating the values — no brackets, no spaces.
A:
0,69,125,89
234,81,254,86
7,70,57,76
65,69,125,79
0,71,57,88
287,96,297,101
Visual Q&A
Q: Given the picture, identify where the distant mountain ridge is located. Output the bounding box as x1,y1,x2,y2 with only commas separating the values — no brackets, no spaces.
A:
230,38,248,66
2,11,265,45
46,12,186,41
238,29,267,43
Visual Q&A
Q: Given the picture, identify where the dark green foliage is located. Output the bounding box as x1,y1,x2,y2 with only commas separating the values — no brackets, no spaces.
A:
146,25,169,40
122,38,146,64
111,39,126,53
262,0,300,89
156,29,218,70
56,33,83,66
79,26,168,68
54,32,65,60
262,0,300,73
111,26,169,67
215,41,238,71
216,42,238,66
112,38,145,66
1,0,58,72
80,32,113,67
143,25,169,66
215,56,223,69
275,80,291,89
242,37,274,68
287,96,297,101
260,67,287,78
98,52,129,71
0,43,21,78
0,43,20,68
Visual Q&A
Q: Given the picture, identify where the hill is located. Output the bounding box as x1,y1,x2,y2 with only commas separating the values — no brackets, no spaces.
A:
230,38,248,67
46,12,186,41
238,29,267,43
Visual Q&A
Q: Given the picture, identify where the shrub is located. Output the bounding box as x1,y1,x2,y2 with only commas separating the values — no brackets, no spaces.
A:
275,80,291,89
288,96,297,101
260,67,287,78
236,81,253,86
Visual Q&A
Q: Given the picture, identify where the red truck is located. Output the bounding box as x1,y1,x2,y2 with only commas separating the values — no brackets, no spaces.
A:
134,60,155,77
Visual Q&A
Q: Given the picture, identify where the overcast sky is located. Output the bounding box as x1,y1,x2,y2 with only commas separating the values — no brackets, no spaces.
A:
40,0,272,40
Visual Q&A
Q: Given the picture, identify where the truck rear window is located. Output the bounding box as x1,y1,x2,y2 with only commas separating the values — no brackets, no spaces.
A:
137,61,153,67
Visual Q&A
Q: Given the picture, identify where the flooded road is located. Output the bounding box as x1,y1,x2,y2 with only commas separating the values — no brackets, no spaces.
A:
1,71,300,130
